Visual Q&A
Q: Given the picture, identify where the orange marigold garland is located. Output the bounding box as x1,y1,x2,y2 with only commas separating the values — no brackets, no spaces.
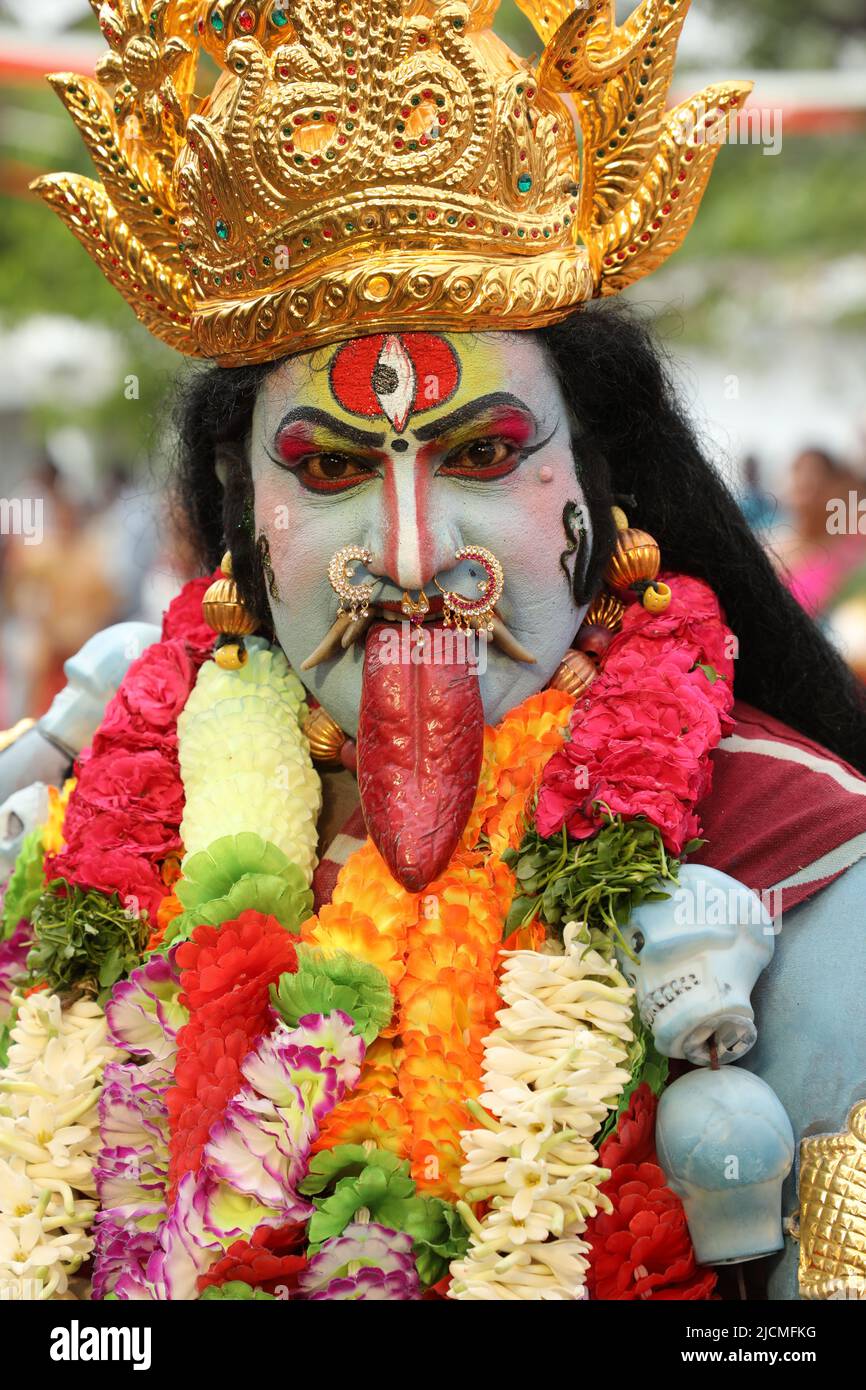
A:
301,690,576,1202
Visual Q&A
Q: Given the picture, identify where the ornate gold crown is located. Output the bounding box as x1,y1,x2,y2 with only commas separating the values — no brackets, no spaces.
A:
33,0,749,365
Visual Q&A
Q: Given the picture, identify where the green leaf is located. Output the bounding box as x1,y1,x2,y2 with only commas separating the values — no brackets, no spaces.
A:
594,1011,669,1150
504,815,683,957
27,879,148,1002
694,662,721,684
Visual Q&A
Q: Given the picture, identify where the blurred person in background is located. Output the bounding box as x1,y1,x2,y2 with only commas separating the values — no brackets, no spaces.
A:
772,445,866,619
1,452,119,721
738,452,777,534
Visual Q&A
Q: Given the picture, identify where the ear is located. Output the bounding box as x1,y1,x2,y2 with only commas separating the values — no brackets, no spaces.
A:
214,442,243,488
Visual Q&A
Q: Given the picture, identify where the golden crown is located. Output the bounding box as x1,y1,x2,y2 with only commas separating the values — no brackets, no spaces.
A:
33,0,749,365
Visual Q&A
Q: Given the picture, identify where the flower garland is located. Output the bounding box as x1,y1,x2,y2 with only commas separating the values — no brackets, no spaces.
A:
176,645,319,878
449,925,633,1299
0,991,119,1299
536,575,735,855
302,690,576,1201
29,578,215,990
0,569,738,1300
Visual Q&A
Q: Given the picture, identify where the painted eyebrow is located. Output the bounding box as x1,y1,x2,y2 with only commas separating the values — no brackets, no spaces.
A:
273,406,387,450
411,392,537,443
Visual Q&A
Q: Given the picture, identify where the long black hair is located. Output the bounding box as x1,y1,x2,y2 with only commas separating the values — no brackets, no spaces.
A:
170,300,866,771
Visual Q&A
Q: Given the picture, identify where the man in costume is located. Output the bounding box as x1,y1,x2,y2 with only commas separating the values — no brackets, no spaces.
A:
1,0,865,1302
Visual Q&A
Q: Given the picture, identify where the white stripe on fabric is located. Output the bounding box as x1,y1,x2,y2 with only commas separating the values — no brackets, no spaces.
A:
770,830,866,892
326,832,367,866
719,734,866,797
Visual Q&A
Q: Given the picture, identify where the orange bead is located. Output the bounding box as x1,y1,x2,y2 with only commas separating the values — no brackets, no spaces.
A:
604,527,661,593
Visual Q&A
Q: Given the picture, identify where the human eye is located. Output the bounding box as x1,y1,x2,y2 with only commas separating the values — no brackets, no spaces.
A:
437,436,523,481
295,452,378,494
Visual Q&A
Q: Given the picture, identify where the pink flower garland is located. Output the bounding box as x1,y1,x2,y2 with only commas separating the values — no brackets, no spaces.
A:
44,575,217,924
536,575,736,855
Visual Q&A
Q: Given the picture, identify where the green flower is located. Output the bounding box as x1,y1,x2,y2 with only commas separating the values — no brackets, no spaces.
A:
2,829,45,939
178,833,295,906
271,946,393,1044
158,834,313,950
199,1282,276,1300
303,1145,469,1286
299,1143,408,1197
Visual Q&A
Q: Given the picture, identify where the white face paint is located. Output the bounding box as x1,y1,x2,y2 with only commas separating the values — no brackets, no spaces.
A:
249,329,591,734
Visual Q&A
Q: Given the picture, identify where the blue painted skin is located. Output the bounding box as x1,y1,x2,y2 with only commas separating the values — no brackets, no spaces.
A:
742,859,866,1300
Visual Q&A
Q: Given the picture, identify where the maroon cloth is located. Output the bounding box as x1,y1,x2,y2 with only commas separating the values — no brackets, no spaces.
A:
693,700,866,911
313,702,866,914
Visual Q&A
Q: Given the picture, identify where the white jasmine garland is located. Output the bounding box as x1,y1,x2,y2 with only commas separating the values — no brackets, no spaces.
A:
448,924,633,1301
0,992,120,1299
177,645,322,881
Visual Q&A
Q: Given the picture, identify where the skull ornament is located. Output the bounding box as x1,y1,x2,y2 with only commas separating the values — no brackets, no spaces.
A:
616,865,775,1064
38,621,161,758
655,1067,795,1265
0,781,50,879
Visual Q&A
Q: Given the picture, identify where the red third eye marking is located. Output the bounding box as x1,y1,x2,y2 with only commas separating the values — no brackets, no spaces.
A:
328,333,460,433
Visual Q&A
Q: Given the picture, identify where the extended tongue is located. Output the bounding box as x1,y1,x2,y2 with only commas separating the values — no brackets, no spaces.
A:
357,621,484,892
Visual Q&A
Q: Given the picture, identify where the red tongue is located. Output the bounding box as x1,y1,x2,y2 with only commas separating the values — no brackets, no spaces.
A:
357,621,484,892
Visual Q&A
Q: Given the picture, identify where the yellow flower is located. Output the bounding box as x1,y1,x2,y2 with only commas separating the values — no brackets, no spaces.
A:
42,778,76,857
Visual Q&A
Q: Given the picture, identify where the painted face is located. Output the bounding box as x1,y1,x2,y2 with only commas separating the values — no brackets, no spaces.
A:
249,330,590,734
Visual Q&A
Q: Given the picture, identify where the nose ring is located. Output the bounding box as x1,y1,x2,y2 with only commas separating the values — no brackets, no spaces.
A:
328,545,376,620
433,546,504,633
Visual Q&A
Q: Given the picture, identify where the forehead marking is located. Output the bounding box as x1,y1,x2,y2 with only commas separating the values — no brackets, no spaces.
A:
328,332,460,433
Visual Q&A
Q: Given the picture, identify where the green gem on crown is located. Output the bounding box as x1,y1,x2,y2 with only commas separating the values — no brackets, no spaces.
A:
517,173,532,193
215,219,230,241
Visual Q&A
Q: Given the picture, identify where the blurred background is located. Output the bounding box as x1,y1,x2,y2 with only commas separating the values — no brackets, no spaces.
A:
1,0,865,724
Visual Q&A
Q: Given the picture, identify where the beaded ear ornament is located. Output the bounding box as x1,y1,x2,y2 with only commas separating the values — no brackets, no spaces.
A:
551,507,672,697
202,551,259,670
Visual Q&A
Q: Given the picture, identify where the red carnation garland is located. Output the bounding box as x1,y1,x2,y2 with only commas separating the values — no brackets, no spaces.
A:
196,1223,308,1297
167,910,299,1192
586,1084,717,1301
44,574,217,924
536,575,736,855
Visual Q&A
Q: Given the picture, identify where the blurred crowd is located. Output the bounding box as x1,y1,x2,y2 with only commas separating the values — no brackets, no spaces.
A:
0,456,199,726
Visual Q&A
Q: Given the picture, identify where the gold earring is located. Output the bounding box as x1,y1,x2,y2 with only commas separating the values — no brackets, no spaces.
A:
202,551,259,670
328,545,376,620
604,507,672,614
434,545,504,633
